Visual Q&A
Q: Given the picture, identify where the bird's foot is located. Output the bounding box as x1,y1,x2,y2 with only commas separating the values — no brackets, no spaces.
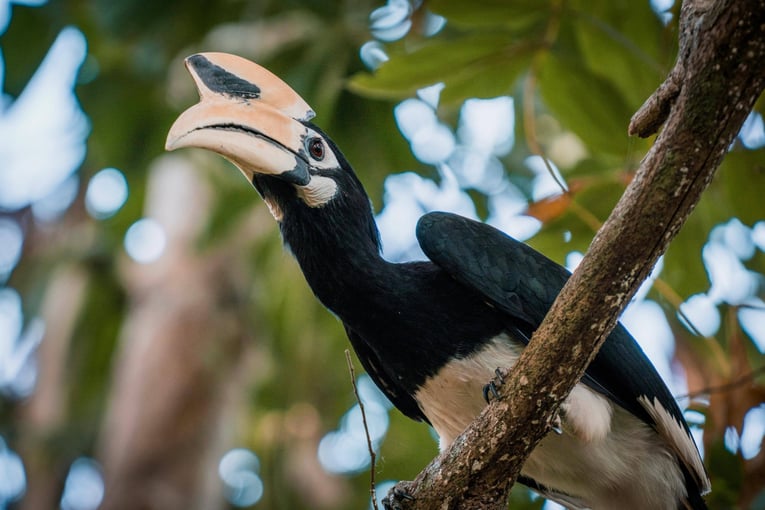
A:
382,481,415,510
483,367,509,404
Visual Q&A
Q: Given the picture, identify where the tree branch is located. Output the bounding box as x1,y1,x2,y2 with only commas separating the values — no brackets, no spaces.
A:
385,0,765,508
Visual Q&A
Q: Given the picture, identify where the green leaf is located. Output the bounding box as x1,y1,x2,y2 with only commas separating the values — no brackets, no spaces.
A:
571,0,668,109
349,34,536,104
715,146,765,226
538,52,633,155
428,0,551,31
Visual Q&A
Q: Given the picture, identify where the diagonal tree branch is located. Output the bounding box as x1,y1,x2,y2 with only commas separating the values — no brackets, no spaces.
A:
385,0,765,508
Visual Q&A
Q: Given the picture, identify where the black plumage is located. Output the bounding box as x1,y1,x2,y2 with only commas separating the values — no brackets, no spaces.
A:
250,149,708,508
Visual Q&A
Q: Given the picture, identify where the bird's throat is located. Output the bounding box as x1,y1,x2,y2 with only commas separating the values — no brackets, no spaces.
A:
263,196,284,221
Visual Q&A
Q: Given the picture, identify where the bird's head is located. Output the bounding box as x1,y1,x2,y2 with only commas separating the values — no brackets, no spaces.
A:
166,52,377,249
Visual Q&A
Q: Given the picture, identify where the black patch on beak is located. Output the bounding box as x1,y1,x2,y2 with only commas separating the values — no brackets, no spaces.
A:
188,54,261,100
281,161,311,186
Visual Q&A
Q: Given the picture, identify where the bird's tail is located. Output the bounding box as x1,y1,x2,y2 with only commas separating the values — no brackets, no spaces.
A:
679,466,709,510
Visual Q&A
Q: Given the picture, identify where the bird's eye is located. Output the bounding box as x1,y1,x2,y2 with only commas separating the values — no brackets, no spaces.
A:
308,137,325,161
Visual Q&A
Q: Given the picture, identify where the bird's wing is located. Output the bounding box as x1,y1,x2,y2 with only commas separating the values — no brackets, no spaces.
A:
416,212,709,491
344,324,429,424
518,476,588,510
416,211,664,420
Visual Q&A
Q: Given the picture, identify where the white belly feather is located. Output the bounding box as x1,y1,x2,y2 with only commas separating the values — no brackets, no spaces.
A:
413,335,687,510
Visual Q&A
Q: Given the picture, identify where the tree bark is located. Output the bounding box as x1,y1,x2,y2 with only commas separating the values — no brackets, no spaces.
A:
98,156,252,510
18,264,90,510
385,0,765,508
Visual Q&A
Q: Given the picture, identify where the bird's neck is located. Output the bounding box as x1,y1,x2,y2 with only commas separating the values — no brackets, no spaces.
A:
279,203,394,320
279,203,509,392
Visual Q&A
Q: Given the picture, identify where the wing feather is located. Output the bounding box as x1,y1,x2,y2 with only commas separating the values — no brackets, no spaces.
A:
416,211,708,491
344,325,429,424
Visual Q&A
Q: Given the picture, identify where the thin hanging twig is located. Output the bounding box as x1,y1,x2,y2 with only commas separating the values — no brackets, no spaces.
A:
678,365,765,401
345,349,379,510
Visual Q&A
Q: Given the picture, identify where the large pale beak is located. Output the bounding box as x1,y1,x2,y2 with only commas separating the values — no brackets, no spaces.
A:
166,52,316,186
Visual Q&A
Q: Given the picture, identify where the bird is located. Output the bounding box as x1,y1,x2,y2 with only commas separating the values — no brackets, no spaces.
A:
166,52,711,510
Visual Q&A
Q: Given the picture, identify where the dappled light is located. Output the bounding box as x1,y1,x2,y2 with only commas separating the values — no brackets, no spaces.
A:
85,168,128,219
60,458,104,510
702,228,759,306
123,218,166,264
0,26,88,210
318,375,392,475
740,304,765,353
219,448,264,507
0,0,45,34
679,219,765,342
457,97,515,156
359,41,389,71
679,294,721,337
487,186,541,241
376,170,477,261
368,0,444,42
740,112,765,150
0,436,25,507
741,407,765,460
30,174,79,222
650,0,675,24
0,287,43,398
369,0,412,42
0,218,22,281
379,92,547,259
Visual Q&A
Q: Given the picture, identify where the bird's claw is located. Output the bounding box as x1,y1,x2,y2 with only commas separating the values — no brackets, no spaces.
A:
483,367,508,404
382,483,415,510
550,410,564,435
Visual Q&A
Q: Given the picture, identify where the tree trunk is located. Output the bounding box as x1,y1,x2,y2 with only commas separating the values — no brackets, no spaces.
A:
18,264,90,510
98,155,253,510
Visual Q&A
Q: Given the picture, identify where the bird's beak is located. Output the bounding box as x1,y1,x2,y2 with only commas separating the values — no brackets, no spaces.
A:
166,52,316,186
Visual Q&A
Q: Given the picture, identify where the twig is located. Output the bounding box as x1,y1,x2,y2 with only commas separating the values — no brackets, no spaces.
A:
678,365,765,401
345,349,378,510
522,70,568,196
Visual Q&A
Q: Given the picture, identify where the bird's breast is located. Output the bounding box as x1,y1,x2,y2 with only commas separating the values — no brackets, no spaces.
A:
413,334,523,450
412,334,686,509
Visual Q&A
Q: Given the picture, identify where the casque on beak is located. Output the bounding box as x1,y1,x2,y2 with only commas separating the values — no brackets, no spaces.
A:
166,52,316,187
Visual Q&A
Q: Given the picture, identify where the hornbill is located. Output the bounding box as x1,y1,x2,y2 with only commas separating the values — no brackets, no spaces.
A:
166,52,710,509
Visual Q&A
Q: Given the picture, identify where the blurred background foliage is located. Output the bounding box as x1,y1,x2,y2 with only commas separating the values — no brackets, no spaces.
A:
0,0,764,509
